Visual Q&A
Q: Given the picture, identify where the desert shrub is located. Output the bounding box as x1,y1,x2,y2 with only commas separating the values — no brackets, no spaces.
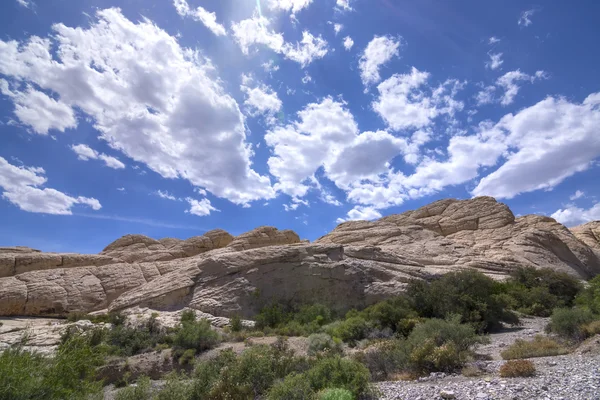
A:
295,304,335,326
105,315,168,356
178,348,196,366
461,364,484,377
256,303,289,329
323,316,371,345
306,356,371,397
230,314,243,332
154,372,192,400
406,269,518,332
115,376,152,400
173,316,220,355
499,267,583,316
189,349,237,399
500,335,569,360
499,360,536,378
308,333,343,356
354,340,408,381
0,332,104,400
546,307,596,342
266,373,316,400
360,296,417,335
576,275,600,314
403,317,488,374
582,320,600,337
318,388,354,400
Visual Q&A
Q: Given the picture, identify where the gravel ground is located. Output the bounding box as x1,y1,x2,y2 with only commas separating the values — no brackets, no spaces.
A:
377,353,600,399
377,317,600,400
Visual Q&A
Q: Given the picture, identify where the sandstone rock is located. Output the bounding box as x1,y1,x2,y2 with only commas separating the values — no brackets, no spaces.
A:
226,226,301,251
0,197,598,319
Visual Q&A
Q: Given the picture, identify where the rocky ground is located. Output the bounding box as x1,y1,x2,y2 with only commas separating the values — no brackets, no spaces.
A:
376,317,600,400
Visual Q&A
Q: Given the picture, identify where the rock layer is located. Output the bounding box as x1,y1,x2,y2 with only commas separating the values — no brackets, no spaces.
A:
0,197,598,318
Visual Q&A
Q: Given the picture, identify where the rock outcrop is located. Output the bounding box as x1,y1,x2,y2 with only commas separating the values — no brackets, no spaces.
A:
0,197,598,319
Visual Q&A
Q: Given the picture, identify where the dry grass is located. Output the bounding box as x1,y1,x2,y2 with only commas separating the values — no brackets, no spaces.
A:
500,335,569,360
582,320,600,337
461,364,484,377
499,360,536,378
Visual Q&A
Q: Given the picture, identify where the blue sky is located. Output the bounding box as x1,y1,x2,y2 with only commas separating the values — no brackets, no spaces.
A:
1,0,599,253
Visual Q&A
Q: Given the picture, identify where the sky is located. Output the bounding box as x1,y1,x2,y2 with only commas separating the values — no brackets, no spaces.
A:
0,0,599,253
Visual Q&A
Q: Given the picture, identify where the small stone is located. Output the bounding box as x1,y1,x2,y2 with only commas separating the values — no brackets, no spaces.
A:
440,390,456,399
476,393,488,399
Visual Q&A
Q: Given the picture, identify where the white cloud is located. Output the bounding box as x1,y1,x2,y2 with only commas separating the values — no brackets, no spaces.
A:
240,74,282,124
262,60,280,74
173,0,226,36
117,187,125,191
488,36,501,45
336,206,382,223
475,85,496,106
0,156,101,215
0,8,274,205
343,36,354,51
485,52,503,70
231,14,328,67
497,70,547,106
301,71,312,84
551,203,600,227
519,9,536,27
359,36,401,87
157,190,178,201
373,67,464,131
71,144,125,169
333,23,343,35
320,191,342,206
570,190,585,201
186,197,218,216
0,82,76,134
472,93,600,199
335,0,353,11
267,0,313,14
283,197,309,211
16,0,33,8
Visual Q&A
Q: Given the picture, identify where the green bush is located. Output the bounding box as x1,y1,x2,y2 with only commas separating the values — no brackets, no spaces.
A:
360,296,417,335
154,372,192,400
353,340,408,381
306,356,371,397
267,373,316,400
498,267,584,316
308,333,343,356
115,376,151,400
323,316,371,345
501,335,569,359
406,269,518,332
173,317,220,354
230,314,243,332
546,307,596,342
256,303,288,329
576,275,600,314
105,315,168,356
0,332,104,400
318,388,354,400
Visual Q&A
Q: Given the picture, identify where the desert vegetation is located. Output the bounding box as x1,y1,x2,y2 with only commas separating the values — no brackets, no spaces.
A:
1,267,599,399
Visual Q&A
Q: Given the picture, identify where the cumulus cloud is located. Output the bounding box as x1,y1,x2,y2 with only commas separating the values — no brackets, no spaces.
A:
373,67,464,131
0,8,274,205
359,36,401,87
336,206,382,223
0,81,76,134
475,85,496,106
343,36,354,50
71,144,125,169
335,0,353,11
186,197,218,216
157,190,178,201
472,93,600,199
551,203,600,227
231,14,328,67
240,74,282,124
497,70,547,106
173,0,226,36
267,0,313,14
488,36,501,45
519,9,536,27
485,52,503,70
0,156,101,214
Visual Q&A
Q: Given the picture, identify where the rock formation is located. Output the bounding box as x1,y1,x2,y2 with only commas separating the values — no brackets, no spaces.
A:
0,197,598,319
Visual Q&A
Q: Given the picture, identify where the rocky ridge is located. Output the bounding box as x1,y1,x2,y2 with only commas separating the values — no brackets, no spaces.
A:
0,197,598,319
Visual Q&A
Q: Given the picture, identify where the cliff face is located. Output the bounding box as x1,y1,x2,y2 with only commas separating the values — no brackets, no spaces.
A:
0,197,598,318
